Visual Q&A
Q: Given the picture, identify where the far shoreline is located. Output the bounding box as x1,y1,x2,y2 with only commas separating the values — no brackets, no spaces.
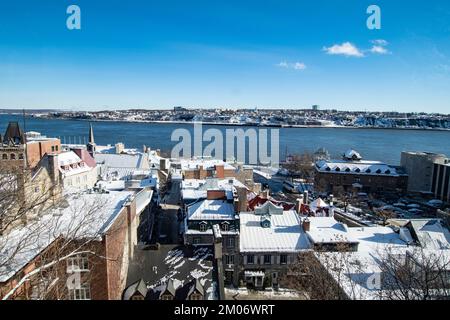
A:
31,115,450,132
1,112,450,132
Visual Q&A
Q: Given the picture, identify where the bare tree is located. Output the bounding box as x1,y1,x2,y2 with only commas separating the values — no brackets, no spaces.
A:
0,166,129,300
377,246,450,300
282,153,315,180
280,244,368,300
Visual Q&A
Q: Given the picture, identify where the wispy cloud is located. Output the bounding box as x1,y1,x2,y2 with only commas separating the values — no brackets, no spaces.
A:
370,45,389,54
323,42,364,58
276,61,307,70
371,39,389,46
370,39,390,55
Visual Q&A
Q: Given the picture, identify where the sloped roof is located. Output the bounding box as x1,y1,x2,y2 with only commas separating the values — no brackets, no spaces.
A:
187,199,235,221
240,210,311,252
122,279,148,300
254,201,284,215
3,122,25,145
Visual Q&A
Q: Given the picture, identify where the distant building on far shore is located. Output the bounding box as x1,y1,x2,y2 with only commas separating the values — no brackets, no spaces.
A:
312,105,319,111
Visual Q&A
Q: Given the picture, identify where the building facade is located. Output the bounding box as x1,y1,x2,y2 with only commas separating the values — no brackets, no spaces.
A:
431,163,450,203
315,150,408,196
400,151,448,193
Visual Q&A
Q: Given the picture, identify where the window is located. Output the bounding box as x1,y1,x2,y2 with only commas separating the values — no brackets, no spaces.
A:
67,254,89,272
193,237,201,245
161,294,173,300
2,154,7,160
34,186,40,193
280,254,288,265
264,255,271,265
190,293,203,300
18,153,24,160
131,295,144,301
69,284,91,300
199,222,208,232
247,255,254,265
51,146,55,152
226,237,235,248
55,145,59,151
224,254,234,265
221,222,229,231
10,153,16,160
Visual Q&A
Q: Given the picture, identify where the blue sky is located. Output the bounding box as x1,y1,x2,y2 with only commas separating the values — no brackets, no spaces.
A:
0,0,450,113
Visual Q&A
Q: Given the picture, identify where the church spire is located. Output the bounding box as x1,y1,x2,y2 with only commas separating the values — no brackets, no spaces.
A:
87,123,96,156
89,123,95,144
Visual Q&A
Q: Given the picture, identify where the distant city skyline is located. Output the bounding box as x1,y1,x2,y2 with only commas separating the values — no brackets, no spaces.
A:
1,1,450,113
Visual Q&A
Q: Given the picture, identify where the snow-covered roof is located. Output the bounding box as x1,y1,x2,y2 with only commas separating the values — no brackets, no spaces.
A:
315,159,400,176
95,153,149,169
180,158,235,171
309,198,329,212
58,151,93,177
182,178,247,201
187,199,236,221
306,217,359,244
344,149,362,160
0,190,134,283
239,210,311,253
409,219,450,250
58,151,82,166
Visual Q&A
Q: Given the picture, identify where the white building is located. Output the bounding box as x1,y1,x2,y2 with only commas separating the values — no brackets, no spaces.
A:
239,202,311,288
58,151,97,190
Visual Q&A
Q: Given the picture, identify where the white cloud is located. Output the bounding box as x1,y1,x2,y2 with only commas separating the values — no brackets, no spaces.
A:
370,45,389,54
277,61,289,68
371,39,389,46
370,39,390,55
276,61,307,70
323,42,364,58
293,62,307,70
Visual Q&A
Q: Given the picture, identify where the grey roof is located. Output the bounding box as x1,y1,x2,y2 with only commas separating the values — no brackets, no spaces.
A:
187,278,204,297
95,153,149,170
2,122,25,145
122,279,148,300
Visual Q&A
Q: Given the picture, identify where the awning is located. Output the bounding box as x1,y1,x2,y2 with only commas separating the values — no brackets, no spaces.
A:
244,270,265,277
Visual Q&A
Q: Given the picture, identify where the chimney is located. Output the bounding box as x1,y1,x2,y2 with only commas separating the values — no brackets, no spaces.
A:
46,154,60,186
303,191,309,205
295,196,304,214
160,158,167,171
115,142,124,154
260,189,269,199
302,218,310,232
236,187,248,212
234,198,240,213
207,190,226,200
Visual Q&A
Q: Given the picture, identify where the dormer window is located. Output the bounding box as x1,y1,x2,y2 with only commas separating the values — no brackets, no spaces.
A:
355,168,361,173
385,170,391,174
221,222,229,231
376,169,382,174
335,167,341,172
325,167,331,172
365,169,371,173
199,222,208,232
345,168,351,172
